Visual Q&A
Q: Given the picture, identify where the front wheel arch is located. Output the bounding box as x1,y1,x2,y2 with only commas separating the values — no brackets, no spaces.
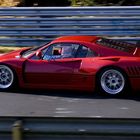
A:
0,64,18,91
95,66,131,96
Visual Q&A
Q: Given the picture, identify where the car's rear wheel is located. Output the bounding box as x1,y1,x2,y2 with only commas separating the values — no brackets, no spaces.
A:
0,65,16,90
97,68,127,96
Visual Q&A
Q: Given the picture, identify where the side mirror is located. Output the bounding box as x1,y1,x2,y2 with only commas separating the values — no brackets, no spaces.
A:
36,51,42,59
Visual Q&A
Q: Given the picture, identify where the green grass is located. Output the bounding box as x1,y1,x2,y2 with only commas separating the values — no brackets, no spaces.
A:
0,47,21,53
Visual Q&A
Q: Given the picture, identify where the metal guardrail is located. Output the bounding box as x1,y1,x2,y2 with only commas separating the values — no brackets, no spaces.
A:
0,117,140,140
0,6,140,46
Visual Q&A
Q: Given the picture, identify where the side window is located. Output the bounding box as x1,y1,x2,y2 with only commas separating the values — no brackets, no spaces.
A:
62,44,79,58
30,43,98,60
87,48,98,57
75,45,97,58
42,44,62,60
42,43,79,60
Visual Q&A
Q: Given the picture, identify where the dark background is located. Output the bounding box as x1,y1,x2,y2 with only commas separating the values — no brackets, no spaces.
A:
13,0,140,7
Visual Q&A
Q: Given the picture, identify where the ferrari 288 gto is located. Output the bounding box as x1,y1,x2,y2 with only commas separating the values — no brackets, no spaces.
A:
0,35,140,96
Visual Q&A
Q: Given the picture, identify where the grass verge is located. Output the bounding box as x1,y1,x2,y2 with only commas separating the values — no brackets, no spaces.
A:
0,47,21,53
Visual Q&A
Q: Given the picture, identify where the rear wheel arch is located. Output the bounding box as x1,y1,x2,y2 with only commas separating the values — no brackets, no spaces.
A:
95,65,131,96
96,65,128,79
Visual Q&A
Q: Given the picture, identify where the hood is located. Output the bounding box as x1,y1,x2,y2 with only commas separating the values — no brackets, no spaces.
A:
0,48,29,60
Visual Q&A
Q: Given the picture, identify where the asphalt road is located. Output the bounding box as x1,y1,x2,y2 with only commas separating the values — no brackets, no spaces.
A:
0,90,140,118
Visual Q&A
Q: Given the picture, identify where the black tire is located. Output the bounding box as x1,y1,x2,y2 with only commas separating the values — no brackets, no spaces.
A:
97,68,128,96
0,65,17,91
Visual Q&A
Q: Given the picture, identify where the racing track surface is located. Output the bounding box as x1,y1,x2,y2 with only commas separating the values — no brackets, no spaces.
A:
0,90,140,118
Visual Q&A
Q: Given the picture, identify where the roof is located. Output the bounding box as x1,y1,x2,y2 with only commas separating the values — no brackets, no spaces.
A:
53,36,100,43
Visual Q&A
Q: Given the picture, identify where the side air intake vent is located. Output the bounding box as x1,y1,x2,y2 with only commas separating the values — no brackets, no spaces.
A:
127,66,140,76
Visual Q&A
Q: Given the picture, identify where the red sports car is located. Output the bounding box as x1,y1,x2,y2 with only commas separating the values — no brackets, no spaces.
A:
0,35,140,96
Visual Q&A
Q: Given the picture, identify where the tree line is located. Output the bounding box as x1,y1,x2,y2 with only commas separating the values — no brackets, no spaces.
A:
0,0,140,7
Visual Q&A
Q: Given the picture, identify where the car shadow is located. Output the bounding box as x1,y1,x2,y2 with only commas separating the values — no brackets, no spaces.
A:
10,88,140,101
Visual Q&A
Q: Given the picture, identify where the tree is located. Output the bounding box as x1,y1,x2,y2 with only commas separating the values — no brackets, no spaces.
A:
70,0,140,6
0,0,20,6
94,0,140,6
20,0,70,6
1,0,140,7
121,0,140,6
70,0,95,6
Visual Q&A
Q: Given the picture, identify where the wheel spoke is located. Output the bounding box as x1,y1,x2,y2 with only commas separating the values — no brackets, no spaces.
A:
101,69,125,95
0,65,14,89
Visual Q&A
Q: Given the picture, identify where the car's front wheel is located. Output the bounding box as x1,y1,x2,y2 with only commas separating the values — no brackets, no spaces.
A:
0,65,16,90
97,68,127,96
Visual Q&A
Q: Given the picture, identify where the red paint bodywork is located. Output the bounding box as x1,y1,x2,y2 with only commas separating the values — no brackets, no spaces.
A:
1,35,140,92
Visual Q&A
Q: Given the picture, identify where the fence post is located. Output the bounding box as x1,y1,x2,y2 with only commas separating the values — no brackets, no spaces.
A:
12,120,23,140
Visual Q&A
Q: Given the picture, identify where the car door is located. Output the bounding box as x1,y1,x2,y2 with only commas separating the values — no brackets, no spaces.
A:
23,43,81,86
24,58,81,85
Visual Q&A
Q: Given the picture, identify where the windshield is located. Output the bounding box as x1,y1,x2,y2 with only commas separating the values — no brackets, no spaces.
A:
21,43,49,58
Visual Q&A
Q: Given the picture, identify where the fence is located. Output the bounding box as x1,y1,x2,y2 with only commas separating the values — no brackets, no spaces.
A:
0,6,140,46
0,117,140,140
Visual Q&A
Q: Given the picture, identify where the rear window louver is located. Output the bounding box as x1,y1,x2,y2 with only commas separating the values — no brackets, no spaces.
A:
96,38,135,53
